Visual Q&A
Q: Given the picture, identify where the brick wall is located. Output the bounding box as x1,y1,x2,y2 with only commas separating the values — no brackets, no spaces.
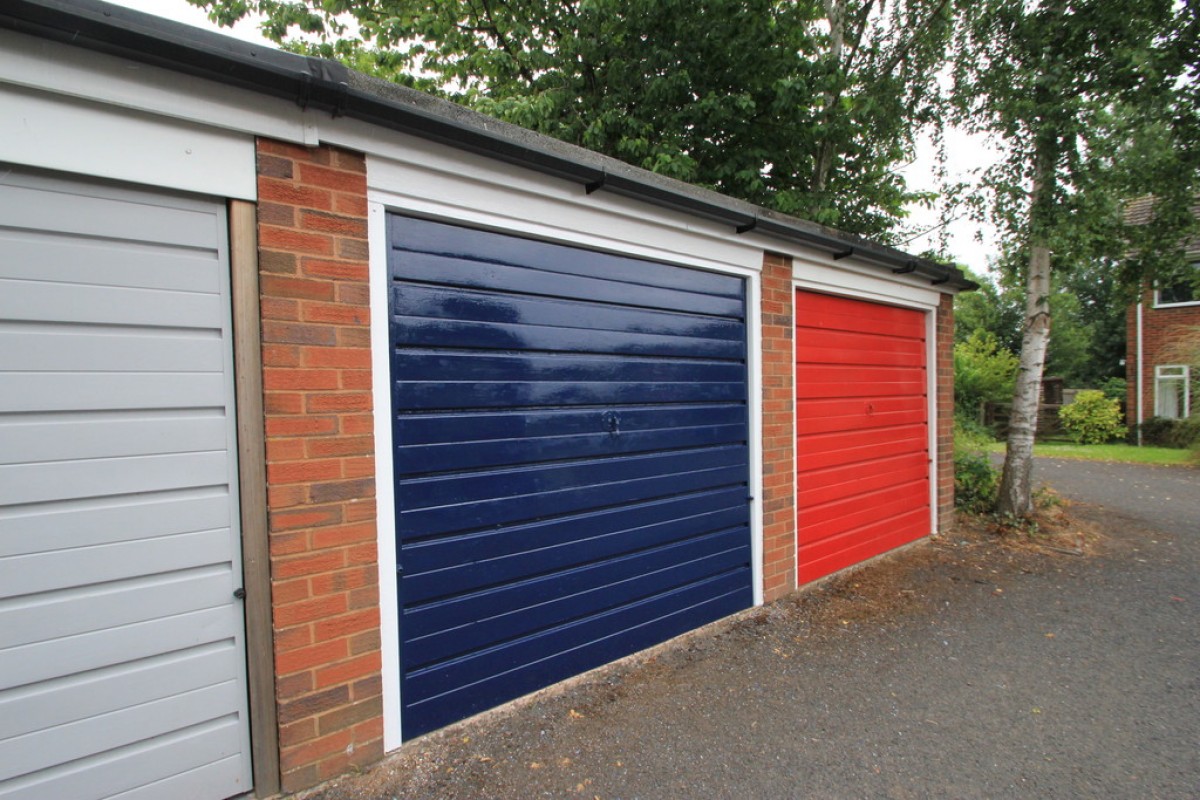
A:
1126,290,1200,425
760,253,796,601
936,293,955,532
255,139,383,792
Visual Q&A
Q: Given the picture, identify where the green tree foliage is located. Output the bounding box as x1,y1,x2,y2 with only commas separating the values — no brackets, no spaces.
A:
953,266,1022,352
191,0,957,238
952,1,1198,272
953,329,1018,418
1053,258,1128,385
950,0,1199,516
956,260,1128,389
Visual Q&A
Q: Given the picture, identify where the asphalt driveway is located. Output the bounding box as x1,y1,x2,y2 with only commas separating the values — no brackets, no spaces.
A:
310,458,1199,799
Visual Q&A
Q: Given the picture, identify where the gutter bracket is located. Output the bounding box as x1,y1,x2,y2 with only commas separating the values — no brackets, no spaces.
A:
296,72,313,111
930,276,950,286
736,218,758,235
892,261,918,275
585,174,606,194
330,81,349,118
833,248,855,261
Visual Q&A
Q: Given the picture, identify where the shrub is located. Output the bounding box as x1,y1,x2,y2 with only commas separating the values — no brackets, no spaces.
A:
954,413,999,513
1170,415,1200,449
1058,389,1127,444
956,413,996,445
955,450,999,513
1133,416,1177,446
1131,415,1200,448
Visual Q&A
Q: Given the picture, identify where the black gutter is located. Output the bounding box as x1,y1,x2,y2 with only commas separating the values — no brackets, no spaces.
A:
0,0,975,291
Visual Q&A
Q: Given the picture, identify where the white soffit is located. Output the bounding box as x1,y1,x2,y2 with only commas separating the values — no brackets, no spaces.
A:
790,249,943,310
335,120,765,276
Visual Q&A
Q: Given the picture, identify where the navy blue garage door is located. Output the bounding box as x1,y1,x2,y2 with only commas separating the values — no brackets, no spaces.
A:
387,216,753,737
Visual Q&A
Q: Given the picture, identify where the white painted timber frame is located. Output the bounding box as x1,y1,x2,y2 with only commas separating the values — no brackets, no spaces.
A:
789,249,948,584
362,137,768,750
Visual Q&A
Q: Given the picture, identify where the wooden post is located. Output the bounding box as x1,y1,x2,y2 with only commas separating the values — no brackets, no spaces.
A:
229,199,281,798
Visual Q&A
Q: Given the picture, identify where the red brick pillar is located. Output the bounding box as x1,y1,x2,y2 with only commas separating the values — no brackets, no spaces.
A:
255,139,383,792
760,253,796,601
936,293,955,532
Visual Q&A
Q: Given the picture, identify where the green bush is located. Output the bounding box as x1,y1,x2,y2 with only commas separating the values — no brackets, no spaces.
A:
1133,416,1177,446
955,450,999,513
1097,376,1127,402
954,331,1019,419
956,413,996,445
954,413,999,513
1058,389,1127,445
1130,415,1200,448
1170,415,1200,449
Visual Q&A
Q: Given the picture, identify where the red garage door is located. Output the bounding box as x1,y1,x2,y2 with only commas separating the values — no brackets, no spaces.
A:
795,290,931,584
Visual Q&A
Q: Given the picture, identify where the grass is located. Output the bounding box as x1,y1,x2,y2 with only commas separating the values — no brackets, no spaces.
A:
985,440,1193,465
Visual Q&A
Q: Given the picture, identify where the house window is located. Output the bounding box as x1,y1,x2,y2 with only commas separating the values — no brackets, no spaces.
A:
1154,261,1200,307
1154,365,1190,419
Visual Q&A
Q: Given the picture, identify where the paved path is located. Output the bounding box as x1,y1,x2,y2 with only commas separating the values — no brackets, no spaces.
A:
316,459,1200,799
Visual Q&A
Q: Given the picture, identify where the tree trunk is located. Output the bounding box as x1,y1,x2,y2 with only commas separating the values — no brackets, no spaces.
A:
813,0,846,193
996,241,1051,517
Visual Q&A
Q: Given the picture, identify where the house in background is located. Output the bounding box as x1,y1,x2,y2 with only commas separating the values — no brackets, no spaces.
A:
1125,198,1200,431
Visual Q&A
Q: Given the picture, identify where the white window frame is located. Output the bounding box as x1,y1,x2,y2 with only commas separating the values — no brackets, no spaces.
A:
1152,261,1200,308
1154,365,1191,419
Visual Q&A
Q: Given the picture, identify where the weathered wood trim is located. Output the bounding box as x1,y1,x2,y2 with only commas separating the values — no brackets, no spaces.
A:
229,198,280,798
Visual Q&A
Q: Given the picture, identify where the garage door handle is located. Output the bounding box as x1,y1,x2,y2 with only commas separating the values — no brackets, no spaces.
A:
603,411,620,435
233,588,246,600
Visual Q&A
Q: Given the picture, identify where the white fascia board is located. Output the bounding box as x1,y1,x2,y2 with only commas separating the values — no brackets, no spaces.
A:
0,83,257,200
329,118,764,276
0,28,310,147
788,248,944,310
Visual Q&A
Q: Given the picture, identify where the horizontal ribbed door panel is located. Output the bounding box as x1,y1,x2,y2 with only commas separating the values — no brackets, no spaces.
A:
388,216,752,737
0,171,251,799
795,291,930,584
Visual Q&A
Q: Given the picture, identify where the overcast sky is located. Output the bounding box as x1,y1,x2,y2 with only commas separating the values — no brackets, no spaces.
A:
108,0,1000,273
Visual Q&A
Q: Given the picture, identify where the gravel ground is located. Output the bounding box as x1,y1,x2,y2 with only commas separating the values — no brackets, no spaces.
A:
304,458,1200,800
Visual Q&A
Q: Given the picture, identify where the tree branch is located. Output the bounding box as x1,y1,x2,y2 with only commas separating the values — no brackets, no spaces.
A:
842,0,877,75
866,0,952,85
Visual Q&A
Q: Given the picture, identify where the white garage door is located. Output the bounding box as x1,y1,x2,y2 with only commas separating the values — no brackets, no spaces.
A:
0,171,253,799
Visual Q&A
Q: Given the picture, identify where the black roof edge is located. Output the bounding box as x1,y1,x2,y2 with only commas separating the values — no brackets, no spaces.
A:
1,0,976,292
